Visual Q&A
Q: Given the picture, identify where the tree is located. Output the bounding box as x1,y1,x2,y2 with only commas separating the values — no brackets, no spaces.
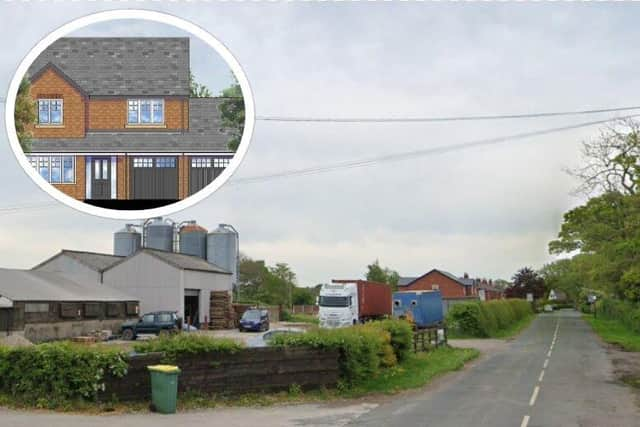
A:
270,263,297,308
570,119,640,196
505,267,546,299
365,259,400,290
292,287,315,305
14,77,36,153
189,72,212,98
237,254,267,302
548,191,640,301
218,78,244,151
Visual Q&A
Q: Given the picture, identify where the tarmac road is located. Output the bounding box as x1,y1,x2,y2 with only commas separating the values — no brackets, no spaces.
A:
1,310,638,426
350,310,639,427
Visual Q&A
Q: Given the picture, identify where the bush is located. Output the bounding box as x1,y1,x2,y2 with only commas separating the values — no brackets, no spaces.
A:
598,298,640,334
280,310,292,321
134,334,242,362
446,299,533,338
0,342,127,406
375,319,413,362
270,323,397,383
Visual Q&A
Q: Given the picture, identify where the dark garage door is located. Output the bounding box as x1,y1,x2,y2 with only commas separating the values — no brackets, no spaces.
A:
189,157,230,195
131,157,178,200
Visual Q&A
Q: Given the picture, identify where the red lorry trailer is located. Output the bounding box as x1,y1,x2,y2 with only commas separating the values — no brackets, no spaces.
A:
331,279,392,320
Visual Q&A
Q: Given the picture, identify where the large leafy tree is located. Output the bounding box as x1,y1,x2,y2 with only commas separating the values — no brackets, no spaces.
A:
14,77,36,153
570,119,640,196
505,267,546,299
218,78,245,152
549,191,640,301
365,259,400,290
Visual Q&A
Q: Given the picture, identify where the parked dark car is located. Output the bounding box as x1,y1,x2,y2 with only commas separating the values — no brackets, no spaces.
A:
239,309,270,332
121,311,182,340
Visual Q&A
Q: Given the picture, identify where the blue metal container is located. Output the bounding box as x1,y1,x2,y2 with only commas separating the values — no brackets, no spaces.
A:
392,291,443,328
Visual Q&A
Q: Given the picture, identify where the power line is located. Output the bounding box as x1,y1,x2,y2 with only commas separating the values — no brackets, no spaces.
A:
0,201,59,215
230,114,640,185
255,106,640,123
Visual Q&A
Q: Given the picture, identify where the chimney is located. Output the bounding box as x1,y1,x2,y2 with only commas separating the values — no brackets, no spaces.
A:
463,272,469,279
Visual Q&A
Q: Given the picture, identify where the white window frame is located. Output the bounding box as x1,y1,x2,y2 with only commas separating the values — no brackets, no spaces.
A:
432,284,440,291
127,99,164,124
37,98,63,125
28,155,75,184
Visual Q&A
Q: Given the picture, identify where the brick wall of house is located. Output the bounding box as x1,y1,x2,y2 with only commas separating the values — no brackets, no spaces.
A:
404,271,467,298
29,68,86,139
178,156,189,199
52,156,85,200
116,156,129,200
88,98,188,130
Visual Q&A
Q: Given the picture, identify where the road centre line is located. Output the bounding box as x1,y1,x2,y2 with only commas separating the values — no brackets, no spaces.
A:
538,370,545,382
544,359,549,369
529,386,540,406
547,350,552,357
521,415,530,427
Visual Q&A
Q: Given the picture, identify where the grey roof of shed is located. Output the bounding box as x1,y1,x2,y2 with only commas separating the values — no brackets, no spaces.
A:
33,250,124,273
398,277,417,287
31,98,235,153
0,268,137,302
105,248,231,275
27,37,190,96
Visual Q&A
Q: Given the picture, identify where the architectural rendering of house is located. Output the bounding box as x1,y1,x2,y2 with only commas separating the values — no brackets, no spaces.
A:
25,37,236,208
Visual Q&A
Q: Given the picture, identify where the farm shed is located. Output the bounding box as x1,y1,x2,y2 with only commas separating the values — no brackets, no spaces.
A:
0,268,138,342
101,248,232,326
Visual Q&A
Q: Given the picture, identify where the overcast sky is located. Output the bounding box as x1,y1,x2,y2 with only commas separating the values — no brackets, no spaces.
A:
0,3,637,286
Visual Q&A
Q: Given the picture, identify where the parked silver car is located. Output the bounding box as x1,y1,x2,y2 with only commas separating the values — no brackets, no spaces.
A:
246,327,305,347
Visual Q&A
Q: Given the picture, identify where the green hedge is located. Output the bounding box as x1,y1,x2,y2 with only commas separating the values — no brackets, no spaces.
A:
598,298,640,334
446,299,533,337
133,334,242,362
0,342,127,407
270,319,413,383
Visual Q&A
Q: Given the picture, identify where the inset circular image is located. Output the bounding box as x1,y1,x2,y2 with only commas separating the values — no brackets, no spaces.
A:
6,10,254,219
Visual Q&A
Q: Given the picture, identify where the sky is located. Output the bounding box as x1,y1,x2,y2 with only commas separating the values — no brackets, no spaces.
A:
0,2,638,286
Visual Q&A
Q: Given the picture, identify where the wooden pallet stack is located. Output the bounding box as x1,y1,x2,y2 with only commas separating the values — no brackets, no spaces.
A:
209,291,235,329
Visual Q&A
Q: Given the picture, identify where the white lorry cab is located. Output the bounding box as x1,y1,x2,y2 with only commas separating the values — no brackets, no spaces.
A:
318,282,358,328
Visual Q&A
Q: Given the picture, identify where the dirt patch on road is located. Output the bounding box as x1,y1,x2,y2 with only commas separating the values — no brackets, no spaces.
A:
607,344,640,389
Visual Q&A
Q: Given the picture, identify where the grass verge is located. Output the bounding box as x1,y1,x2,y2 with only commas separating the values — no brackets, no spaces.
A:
0,347,478,413
448,314,535,340
584,314,640,352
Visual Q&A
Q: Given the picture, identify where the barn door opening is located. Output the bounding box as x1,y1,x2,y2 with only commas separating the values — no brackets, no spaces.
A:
184,289,200,328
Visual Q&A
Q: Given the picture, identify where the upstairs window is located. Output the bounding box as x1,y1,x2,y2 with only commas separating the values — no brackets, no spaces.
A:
128,99,164,124
38,99,63,125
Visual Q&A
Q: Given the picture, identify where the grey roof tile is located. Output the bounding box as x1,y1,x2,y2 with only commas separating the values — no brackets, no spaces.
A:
142,249,231,274
28,37,190,96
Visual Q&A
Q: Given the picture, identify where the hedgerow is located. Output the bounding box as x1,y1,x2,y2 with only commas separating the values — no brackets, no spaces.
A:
270,320,412,383
133,334,242,362
0,342,127,407
598,298,640,334
446,299,533,337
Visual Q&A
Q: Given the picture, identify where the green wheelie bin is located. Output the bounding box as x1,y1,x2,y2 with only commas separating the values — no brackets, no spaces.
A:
147,365,181,414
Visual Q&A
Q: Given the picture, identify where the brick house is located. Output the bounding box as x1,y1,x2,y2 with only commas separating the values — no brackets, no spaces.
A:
398,269,478,298
477,279,504,301
24,37,236,208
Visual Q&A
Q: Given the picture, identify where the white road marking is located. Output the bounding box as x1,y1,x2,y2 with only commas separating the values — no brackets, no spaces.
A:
547,350,552,357
538,370,545,382
521,415,530,427
529,385,540,406
543,359,549,369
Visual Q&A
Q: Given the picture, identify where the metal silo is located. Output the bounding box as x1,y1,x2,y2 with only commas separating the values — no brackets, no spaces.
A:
144,217,175,252
114,225,141,257
207,224,238,283
179,222,208,259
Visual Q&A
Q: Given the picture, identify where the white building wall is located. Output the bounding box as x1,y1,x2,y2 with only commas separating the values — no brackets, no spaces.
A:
33,255,101,285
102,252,182,316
